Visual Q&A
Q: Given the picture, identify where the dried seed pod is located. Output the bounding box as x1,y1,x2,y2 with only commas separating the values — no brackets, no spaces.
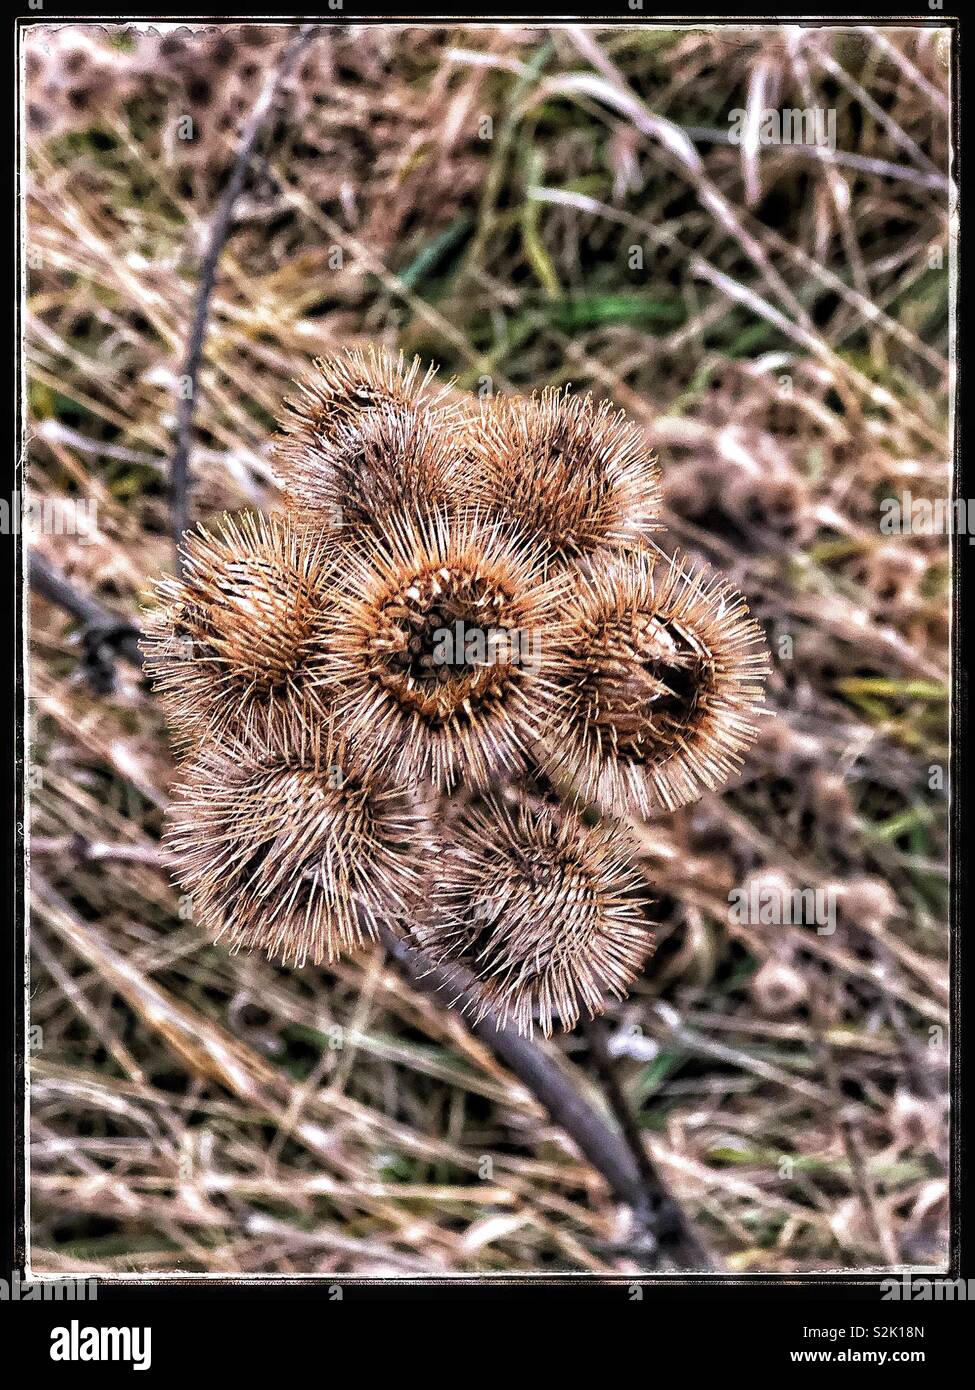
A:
280,346,440,439
281,402,468,537
276,347,460,484
412,798,653,1036
167,731,429,967
889,1089,944,1155
546,550,769,814
141,512,336,753
723,463,811,546
750,957,808,1017
834,876,899,933
469,388,661,561
324,509,569,789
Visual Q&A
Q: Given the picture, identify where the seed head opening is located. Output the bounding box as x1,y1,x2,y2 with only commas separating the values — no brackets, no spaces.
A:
547,551,769,813
413,798,653,1036
326,510,570,788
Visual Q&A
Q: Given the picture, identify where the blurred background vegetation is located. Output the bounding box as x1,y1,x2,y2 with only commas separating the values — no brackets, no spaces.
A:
26,21,950,1276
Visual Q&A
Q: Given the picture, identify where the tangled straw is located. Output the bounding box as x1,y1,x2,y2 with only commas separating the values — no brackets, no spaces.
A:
146,346,770,1036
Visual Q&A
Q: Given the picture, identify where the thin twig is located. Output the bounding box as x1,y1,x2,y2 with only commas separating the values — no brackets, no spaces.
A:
581,1017,664,1201
31,835,167,867
29,549,144,672
169,24,318,561
678,125,950,193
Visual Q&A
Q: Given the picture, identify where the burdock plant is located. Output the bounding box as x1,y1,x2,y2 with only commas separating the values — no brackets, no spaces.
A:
145,347,769,1037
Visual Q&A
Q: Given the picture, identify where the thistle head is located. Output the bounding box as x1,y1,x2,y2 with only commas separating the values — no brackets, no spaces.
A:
413,797,653,1036
280,401,467,538
141,512,335,753
284,347,452,432
547,550,769,814
324,510,570,789
469,388,662,562
166,730,430,967
275,347,464,523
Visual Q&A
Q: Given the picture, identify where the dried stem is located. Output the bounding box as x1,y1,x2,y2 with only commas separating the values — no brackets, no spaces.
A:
581,1016,668,1204
380,924,715,1270
169,23,318,560
29,550,144,672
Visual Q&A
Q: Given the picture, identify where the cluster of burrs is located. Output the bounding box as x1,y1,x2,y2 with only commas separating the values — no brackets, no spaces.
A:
144,349,769,1036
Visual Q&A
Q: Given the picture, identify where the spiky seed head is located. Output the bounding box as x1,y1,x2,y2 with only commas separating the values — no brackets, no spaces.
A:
141,512,336,754
546,550,769,814
324,509,570,790
274,348,463,512
413,798,653,1037
285,346,454,432
469,388,662,562
280,402,468,538
166,730,430,967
